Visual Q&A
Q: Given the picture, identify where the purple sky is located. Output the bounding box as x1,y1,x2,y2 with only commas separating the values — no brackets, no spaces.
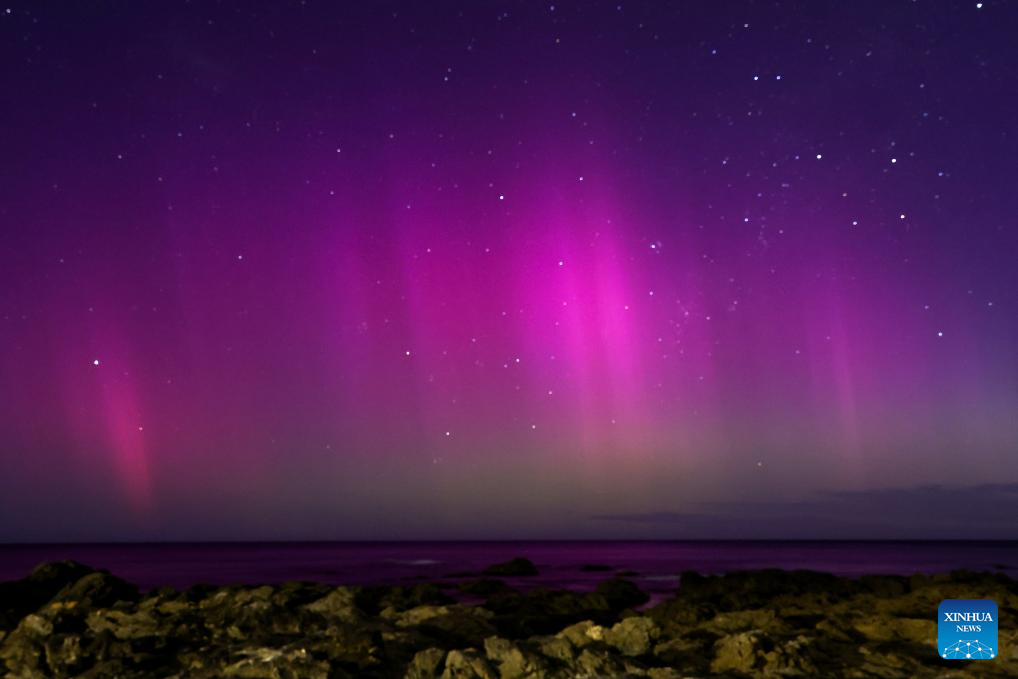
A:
1,1,1016,541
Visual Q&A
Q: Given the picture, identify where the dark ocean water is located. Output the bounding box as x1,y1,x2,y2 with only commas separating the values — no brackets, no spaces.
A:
1,541,1016,601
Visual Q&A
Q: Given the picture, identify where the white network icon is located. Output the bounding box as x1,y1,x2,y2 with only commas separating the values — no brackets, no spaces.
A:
942,639,994,659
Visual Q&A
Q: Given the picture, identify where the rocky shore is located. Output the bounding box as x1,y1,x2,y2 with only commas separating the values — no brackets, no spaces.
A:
1,559,1015,678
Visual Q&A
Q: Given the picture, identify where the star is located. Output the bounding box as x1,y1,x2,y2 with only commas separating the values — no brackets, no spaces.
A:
93,359,100,366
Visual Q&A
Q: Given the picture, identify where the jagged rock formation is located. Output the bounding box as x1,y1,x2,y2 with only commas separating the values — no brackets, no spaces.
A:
1,561,1015,677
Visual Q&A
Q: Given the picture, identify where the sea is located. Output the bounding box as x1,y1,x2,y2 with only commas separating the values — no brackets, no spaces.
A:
1,541,1016,602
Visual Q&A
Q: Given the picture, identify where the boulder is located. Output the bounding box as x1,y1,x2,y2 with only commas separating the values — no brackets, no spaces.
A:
304,587,362,623
440,649,497,679
710,630,771,674
603,616,659,657
483,636,549,678
405,647,446,679
0,561,99,630
51,572,139,611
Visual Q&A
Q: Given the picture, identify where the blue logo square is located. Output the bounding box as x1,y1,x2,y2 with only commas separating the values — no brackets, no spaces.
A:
939,599,997,659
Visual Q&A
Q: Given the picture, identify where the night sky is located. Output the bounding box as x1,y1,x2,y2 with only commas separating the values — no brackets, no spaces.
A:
2,1,1016,541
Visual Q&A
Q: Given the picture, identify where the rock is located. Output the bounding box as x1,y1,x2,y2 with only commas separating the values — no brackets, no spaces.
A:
50,572,139,613
652,635,713,673
85,609,161,640
220,645,330,679
556,620,602,648
43,632,85,676
704,608,790,635
304,587,362,623
678,569,855,611
710,630,771,674
0,613,55,676
645,669,684,679
0,561,99,630
359,584,456,614
394,605,455,627
595,578,649,610
483,636,548,678
574,646,630,676
482,559,538,577
533,634,573,662
853,616,936,645
3,563,1017,678
603,616,659,656
406,647,446,679
762,634,820,676
484,587,620,638
416,608,499,648
440,649,497,679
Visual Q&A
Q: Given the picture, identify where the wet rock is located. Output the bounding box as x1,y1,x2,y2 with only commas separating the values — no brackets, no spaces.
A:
482,558,538,577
